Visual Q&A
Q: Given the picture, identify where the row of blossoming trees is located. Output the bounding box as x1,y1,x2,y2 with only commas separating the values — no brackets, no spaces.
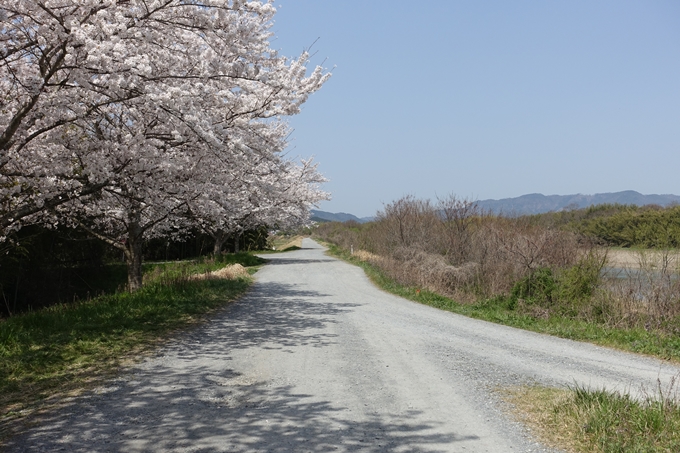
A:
0,0,330,290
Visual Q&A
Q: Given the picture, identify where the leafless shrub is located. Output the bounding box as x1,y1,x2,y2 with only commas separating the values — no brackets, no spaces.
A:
315,195,679,331
371,196,443,255
437,194,481,265
315,221,363,252
466,219,583,296
600,250,680,332
387,247,478,295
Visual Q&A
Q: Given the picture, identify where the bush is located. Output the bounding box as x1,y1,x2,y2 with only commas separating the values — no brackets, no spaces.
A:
509,253,605,317
511,268,557,307
557,251,604,304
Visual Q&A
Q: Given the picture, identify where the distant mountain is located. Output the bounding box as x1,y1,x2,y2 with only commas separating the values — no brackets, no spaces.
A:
477,191,680,216
310,210,373,223
310,191,680,222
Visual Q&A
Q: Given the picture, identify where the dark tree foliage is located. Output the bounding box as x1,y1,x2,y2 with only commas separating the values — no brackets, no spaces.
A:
524,204,680,248
0,225,269,317
0,226,122,316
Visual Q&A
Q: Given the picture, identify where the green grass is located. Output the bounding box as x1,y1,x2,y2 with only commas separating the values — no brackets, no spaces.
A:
0,254,264,429
506,383,680,453
143,252,266,284
323,243,680,362
568,384,680,452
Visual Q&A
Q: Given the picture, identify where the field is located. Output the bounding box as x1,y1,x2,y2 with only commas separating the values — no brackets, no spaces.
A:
607,248,680,269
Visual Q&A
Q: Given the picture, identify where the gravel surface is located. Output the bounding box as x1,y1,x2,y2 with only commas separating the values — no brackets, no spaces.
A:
6,239,680,452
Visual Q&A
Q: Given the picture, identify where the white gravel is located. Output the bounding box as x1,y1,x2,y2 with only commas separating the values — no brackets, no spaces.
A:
6,238,680,452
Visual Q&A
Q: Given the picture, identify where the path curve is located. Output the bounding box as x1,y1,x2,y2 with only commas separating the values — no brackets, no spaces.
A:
6,239,680,452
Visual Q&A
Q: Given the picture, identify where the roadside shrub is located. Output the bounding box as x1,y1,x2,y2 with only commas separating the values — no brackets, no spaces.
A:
555,250,607,319
557,251,604,303
315,195,586,301
511,267,557,307
509,252,606,318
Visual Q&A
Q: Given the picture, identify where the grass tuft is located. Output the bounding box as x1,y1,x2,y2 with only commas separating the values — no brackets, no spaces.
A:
503,379,680,453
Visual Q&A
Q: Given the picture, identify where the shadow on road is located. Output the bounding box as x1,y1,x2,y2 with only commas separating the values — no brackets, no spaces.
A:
7,365,478,452
167,280,351,355
4,254,483,452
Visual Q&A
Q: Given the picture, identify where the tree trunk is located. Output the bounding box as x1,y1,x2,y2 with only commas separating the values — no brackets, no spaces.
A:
125,208,144,292
213,230,227,256
234,231,240,253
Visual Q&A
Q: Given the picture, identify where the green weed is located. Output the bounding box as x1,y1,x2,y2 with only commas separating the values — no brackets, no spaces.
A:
505,381,680,453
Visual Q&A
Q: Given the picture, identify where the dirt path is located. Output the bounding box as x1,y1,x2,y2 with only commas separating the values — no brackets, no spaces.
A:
6,239,680,452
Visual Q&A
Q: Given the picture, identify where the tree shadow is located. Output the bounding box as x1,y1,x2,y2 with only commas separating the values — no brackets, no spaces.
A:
4,247,486,452
162,280,354,358
6,366,480,452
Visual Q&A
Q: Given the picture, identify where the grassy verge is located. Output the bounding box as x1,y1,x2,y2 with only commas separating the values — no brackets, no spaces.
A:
0,253,265,435
503,383,680,453
322,243,680,361
143,252,266,284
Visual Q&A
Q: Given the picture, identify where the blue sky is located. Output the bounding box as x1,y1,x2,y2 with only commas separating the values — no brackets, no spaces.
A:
273,1,680,218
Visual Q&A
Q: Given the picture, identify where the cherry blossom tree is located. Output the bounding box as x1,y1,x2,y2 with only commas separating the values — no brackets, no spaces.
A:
1,0,330,290
193,156,329,256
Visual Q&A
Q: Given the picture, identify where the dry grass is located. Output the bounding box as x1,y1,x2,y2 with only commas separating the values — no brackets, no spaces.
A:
388,247,479,297
270,235,304,251
189,264,250,281
353,250,383,263
284,236,304,249
501,386,591,453
502,379,680,453
351,248,478,301
608,248,680,270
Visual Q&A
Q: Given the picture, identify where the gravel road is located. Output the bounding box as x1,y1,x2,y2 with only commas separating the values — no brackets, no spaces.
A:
6,239,680,452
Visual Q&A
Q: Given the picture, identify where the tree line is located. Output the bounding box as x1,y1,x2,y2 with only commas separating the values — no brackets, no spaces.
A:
525,203,680,248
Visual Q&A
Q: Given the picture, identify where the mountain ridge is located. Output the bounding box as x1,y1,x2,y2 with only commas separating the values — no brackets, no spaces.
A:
311,191,680,221
476,190,680,215
310,210,374,223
